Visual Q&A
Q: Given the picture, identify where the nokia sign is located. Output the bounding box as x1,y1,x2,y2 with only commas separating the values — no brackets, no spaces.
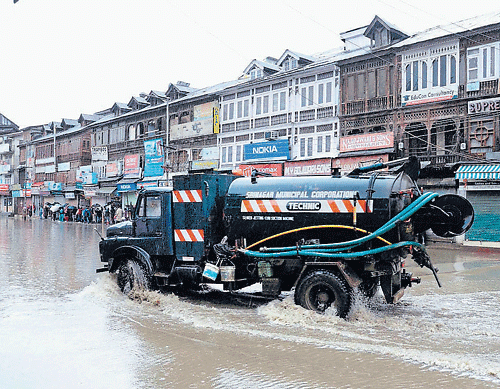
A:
244,139,290,161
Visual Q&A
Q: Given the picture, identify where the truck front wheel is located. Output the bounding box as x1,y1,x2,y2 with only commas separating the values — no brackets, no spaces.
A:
117,259,150,294
294,270,351,318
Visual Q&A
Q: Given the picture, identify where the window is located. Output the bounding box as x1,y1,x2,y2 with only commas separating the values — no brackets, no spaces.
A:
307,138,313,156
227,146,233,163
237,101,243,118
405,64,411,92
318,84,324,104
432,59,439,87
301,87,307,107
236,145,242,161
138,195,161,218
229,103,234,120
308,85,314,106
244,100,249,117
222,147,227,163
326,82,332,103
280,91,286,110
272,93,279,112
422,62,427,89
263,96,269,114
412,61,419,91
317,136,323,153
325,135,331,153
439,55,447,87
450,56,456,84
467,44,499,82
256,97,262,115
300,138,305,157
250,68,262,80
284,57,298,71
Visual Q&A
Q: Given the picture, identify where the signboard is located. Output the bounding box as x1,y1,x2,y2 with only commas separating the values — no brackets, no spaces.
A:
0,144,10,154
284,158,332,176
77,165,92,182
213,107,220,134
332,154,389,174
190,160,219,171
340,132,394,153
468,97,500,114
143,138,164,177
82,172,98,185
48,182,63,191
58,162,70,172
91,146,108,161
244,139,290,161
171,101,218,140
0,184,9,196
123,154,141,178
201,146,219,160
117,183,137,192
239,163,283,177
0,164,11,174
106,162,119,178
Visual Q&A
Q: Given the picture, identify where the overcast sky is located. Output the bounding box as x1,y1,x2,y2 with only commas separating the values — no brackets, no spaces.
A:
1,0,499,128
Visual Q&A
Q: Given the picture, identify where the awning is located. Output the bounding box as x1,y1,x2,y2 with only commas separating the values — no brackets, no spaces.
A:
455,164,500,180
96,187,116,195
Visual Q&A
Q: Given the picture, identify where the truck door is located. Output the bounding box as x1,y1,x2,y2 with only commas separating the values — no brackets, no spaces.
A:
133,192,174,256
135,194,163,237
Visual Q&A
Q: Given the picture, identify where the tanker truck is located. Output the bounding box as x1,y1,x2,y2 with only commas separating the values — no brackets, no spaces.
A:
97,158,474,317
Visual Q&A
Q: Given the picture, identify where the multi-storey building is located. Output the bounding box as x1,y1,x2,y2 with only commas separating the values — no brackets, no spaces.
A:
218,50,340,177
0,113,20,214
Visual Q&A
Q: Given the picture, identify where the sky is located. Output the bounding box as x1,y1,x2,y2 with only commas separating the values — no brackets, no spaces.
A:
1,0,500,129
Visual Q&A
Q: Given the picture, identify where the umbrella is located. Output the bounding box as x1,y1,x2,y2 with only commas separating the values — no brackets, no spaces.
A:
50,204,61,212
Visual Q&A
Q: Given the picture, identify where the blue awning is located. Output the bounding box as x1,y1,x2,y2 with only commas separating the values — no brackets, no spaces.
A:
455,164,500,180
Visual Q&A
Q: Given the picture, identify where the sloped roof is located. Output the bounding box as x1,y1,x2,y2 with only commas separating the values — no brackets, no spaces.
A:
364,15,407,40
393,11,500,48
242,59,281,75
276,49,317,66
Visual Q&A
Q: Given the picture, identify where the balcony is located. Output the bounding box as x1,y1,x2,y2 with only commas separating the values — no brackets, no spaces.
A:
343,96,395,116
459,79,499,99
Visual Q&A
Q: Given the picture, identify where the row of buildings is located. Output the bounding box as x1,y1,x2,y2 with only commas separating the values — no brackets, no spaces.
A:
2,13,500,243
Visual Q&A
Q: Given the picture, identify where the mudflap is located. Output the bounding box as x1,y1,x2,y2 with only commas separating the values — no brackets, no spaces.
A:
381,272,404,304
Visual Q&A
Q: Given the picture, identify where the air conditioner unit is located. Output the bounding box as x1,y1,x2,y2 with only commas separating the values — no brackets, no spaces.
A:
265,130,279,140
460,142,467,150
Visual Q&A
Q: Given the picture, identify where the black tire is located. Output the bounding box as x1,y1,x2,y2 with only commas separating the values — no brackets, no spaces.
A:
117,259,150,294
294,270,352,317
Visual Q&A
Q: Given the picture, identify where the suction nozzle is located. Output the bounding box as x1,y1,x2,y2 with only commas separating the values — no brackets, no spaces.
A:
428,194,474,238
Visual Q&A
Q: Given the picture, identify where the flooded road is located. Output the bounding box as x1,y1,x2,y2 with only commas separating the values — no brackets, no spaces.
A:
1,216,499,388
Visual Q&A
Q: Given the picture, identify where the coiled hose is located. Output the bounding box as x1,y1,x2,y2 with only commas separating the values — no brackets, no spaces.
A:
239,192,439,260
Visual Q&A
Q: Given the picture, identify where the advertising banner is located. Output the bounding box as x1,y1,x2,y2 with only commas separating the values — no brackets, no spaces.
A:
106,162,119,178
124,154,141,178
284,158,332,176
91,146,108,161
143,139,164,177
333,154,389,174
340,132,394,153
244,139,290,161
171,101,218,140
239,163,283,177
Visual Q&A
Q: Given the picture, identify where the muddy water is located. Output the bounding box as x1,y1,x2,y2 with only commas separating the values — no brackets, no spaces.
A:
1,217,499,388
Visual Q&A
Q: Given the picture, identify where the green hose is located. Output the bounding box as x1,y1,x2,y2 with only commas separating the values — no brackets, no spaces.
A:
256,192,438,254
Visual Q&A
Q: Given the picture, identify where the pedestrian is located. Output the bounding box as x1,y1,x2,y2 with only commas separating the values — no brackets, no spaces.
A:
115,206,123,223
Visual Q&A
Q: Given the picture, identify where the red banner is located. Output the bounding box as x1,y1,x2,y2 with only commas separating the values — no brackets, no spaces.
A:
239,163,283,177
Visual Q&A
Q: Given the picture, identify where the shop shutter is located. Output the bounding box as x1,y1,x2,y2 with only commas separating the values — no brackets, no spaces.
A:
465,191,500,242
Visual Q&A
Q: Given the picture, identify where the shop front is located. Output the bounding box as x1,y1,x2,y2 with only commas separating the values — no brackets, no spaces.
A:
456,164,500,243
117,180,138,210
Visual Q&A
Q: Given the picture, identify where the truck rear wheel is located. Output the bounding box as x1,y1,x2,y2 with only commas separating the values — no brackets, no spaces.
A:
294,270,351,317
117,260,150,294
